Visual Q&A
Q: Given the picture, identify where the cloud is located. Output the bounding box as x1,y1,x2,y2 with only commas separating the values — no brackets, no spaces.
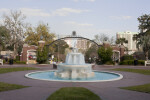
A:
0,8,90,17
52,8,90,16
20,8,51,17
65,21,93,26
110,16,132,20
0,8,9,13
73,0,95,2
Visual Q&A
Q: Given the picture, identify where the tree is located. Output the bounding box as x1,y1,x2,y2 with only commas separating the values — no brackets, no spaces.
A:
0,26,10,51
116,38,128,46
136,35,150,60
133,14,150,42
138,14,150,35
97,46,113,64
36,46,48,64
94,34,115,45
133,14,150,60
25,23,55,46
54,40,69,54
85,44,98,63
3,10,26,57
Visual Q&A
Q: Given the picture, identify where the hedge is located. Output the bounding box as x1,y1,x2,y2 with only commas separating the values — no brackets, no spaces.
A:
15,61,26,64
3,59,26,64
120,60,145,65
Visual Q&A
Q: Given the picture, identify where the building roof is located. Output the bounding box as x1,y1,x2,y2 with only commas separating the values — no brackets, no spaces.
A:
117,31,138,34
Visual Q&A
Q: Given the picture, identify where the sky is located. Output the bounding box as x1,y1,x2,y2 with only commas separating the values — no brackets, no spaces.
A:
0,0,150,39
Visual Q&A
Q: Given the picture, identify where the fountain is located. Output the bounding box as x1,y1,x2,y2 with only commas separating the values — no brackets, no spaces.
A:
25,32,123,82
54,48,95,79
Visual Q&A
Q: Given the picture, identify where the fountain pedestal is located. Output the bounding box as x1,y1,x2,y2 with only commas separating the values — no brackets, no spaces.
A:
54,48,95,79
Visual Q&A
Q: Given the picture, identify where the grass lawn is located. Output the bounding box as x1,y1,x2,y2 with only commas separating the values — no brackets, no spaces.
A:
0,67,39,74
112,68,150,75
120,83,150,94
47,87,101,100
0,82,29,92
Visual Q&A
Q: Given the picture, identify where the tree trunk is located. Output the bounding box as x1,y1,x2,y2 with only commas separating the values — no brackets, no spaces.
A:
145,51,149,60
13,44,17,59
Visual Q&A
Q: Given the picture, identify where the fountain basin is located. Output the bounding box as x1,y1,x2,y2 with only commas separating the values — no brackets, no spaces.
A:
25,70,123,82
55,63,95,79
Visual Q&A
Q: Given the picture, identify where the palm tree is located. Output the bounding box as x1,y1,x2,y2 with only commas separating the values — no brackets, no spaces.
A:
137,35,150,60
116,38,128,46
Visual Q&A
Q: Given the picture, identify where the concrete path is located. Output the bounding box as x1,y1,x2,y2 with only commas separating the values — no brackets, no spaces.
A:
0,64,150,100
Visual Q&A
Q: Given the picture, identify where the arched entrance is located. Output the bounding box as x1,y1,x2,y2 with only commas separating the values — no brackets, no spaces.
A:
46,32,100,63
112,50,120,62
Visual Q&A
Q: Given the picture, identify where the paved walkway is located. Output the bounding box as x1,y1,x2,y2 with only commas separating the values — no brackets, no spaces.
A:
0,64,150,100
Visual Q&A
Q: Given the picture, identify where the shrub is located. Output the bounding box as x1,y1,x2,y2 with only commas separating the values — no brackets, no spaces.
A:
119,60,144,65
36,46,48,64
97,46,113,64
16,56,20,61
105,61,114,65
3,59,6,64
15,61,26,64
120,60,129,65
138,60,145,65
122,55,134,61
127,60,134,65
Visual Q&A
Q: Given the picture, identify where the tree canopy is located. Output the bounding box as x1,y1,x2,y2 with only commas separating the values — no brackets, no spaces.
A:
133,14,150,60
25,23,55,46
0,26,10,51
3,10,26,56
97,46,113,64
138,14,150,35
94,34,115,45
116,38,128,46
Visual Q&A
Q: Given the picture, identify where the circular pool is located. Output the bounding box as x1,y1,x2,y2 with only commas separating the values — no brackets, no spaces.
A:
25,70,123,82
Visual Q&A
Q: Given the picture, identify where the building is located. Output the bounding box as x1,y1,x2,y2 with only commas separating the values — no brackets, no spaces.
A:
20,44,38,64
116,31,138,55
65,38,88,50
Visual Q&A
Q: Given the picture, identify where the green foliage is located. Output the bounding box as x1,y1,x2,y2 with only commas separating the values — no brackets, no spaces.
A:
25,23,55,46
112,68,150,75
0,26,10,51
3,10,26,57
105,61,114,65
15,56,20,61
138,14,150,35
116,38,128,45
47,87,101,100
119,60,144,65
85,44,98,63
138,60,145,65
136,35,150,60
36,46,48,64
15,61,26,64
0,82,29,92
0,67,38,74
122,55,134,60
134,14,150,60
54,40,69,54
97,46,113,64
120,83,150,94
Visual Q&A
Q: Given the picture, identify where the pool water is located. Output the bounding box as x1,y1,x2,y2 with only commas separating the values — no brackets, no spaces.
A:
25,70,123,82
